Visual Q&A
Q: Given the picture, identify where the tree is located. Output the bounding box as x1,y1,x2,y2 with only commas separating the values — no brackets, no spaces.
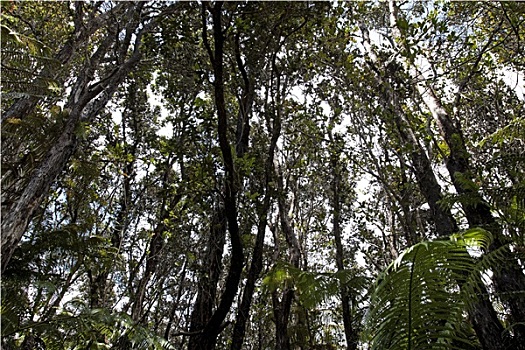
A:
1,1,183,271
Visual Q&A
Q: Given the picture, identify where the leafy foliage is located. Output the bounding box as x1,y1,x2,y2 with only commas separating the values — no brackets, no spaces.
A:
364,228,508,350
1,305,173,350
263,262,368,310
2,1,525,349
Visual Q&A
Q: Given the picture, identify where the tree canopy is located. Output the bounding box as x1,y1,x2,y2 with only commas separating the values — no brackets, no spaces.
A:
1,1,524,349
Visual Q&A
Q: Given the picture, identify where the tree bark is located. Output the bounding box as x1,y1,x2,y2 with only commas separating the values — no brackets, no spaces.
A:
329,137,358,350
387,1,525,346
231,88,280,350
1,2,182,273
362,11,510,348
1,109,80,272
188,206,228,341
270,169,301,350
360,23,458,239
131,159,182,323
164,259,188,340
188,3,244,349
1,2,127,124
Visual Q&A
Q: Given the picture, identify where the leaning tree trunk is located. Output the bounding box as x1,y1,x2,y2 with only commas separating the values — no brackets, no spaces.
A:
1,2,182,273
387,1,525,347
362,16,510,349
0,2,128,124
360,24,459,239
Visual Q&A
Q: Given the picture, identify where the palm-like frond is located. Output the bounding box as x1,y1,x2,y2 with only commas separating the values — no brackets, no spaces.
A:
1,305,174,349
364,228,504,350
263,263,369,309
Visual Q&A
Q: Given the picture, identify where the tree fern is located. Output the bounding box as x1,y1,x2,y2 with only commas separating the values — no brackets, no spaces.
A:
263,262,369,310
364,228,507,350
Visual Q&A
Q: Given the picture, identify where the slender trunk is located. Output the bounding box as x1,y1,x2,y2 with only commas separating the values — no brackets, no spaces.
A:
164,259,187,340
132,161,182,322
231,129,280,350
231,102,280,349
272,288,294,350
42,258,83,320
360,23,458,239
393,118,459,238
0,3,159,272
188,206,228,337
233,32,254,160
329,141,358,350
189,4,244,349
90,134,135,309
387,1,525,346
271,170,301,350
230,32,281,346
131,229,164,322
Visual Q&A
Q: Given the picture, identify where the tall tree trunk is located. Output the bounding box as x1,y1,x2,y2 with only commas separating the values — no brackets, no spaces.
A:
90,109,137,309
387,1,525,347
231,95,280,350
188,3,244,349
271,169,301,350
360,23,458,239
1,2,180,272
230,24,285,346
329,137,358,350
188,206,228,339
1,112,79,271
362,15,510,349
131,159,182,323
164,259,188,340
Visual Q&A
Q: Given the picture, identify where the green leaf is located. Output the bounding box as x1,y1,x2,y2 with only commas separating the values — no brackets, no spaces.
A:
397,18,409,31
364,229,502,350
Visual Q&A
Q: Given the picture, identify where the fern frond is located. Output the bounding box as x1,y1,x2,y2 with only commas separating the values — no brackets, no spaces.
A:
478,117,525,148
364,229,505,350
262,262,369,309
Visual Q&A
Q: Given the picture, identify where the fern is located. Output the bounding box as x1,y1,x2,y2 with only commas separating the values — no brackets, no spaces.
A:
263,262,369,309
1,306,174,349
364,228,505,350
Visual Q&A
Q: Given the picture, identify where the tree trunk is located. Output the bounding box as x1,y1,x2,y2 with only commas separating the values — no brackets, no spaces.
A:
387,1,525,346
90,119,136,309
362,11,510,348
131,158,181,322
188,206,228,347
230,26,286,346
0,2,128,124
270,169,301,350
1,111,80,271
360,23,458,239
231,97,280,350
0,2,170,272
272,289,294,350
188,3,244,349
329,139,358,350
164,259,187,340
